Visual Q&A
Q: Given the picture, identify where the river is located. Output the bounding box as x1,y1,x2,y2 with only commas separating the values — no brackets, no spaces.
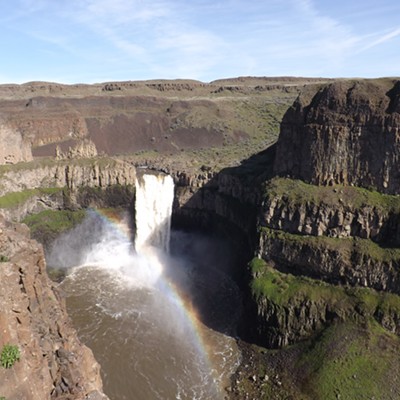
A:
47,173,242,400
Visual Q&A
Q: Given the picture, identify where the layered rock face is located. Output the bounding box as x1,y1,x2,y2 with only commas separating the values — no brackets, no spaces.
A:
0,158,136,197
249,80,400,349
274,80,400,194
0,216,108,399
0,158,136,221
257,178,400,293
0,77,317,166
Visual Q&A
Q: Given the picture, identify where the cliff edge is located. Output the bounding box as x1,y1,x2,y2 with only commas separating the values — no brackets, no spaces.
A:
274,79,400,194
0,215,108,399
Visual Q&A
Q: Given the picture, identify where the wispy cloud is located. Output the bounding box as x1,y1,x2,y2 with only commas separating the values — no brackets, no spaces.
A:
65,0,228,79
75,0,171,25
359,27,400,51
1,0,399,83
291,0,359,59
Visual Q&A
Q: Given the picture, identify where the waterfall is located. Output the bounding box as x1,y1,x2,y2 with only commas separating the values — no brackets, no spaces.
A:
134,173,174,253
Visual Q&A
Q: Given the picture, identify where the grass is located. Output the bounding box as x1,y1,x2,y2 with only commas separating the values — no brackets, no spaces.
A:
261,226,400,263
23,209,86,244
232,318,400,400
0,187,62,209
297,319,399,400
0,344,20,369
250,258,345,308
242,259,400,399
0,157,56,177
264,177,400,214
353,236,400,262
250,257,400,322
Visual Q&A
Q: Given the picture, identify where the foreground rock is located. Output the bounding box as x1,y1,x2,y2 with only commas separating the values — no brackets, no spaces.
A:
0,215,108,399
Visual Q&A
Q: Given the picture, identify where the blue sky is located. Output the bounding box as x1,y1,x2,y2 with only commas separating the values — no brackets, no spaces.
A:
0,0,399,83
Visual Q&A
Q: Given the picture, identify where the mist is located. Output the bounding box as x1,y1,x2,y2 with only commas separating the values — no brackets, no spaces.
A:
44,172,242,399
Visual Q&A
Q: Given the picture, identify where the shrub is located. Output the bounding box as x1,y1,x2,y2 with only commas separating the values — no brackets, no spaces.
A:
0,255,9,262
0,344,20,368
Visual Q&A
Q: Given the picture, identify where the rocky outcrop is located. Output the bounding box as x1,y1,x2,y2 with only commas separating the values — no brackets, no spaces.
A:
0,191,65,222
244,80,400,352
0,158,135,197
0,216,108,399
260,178,400,246
263,196,389,239
258,228,400,293
0,122,32,164
55,139,98,160
254,295,335,348
173,167,262,247
0,77,326,166
274,80,400,194
0,158,136,221
249,259,400,349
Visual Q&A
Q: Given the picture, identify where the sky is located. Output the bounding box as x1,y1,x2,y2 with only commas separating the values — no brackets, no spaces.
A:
0,0,399,84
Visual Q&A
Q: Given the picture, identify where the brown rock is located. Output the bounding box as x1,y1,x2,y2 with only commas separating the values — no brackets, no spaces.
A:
274,79,400,194
0,215,108,399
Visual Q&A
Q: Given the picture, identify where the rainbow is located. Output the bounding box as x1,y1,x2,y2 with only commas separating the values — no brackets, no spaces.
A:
86,207,228,397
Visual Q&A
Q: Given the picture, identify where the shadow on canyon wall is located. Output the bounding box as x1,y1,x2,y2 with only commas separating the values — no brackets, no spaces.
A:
168,144,277,338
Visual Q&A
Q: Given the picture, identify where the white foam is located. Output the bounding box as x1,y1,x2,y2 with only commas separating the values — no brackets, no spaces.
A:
134,173,174,253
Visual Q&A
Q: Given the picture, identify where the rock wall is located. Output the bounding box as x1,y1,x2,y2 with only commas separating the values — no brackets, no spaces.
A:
246,80,400,349
0,158,136,197
173,167,261,250
249,260,400,349
258,228,400,293
260,181,400,246
0,122,32,165
0,158,136,221
0,216,108,399
274,80,400,194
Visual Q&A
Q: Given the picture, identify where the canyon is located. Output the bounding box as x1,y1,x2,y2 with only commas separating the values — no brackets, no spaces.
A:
1,77,400,399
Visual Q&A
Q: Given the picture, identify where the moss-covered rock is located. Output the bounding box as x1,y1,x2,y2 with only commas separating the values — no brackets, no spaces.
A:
249,258,400,348
230,319,400,400
259,227,400,293
23,209,87,249
261,177,400,245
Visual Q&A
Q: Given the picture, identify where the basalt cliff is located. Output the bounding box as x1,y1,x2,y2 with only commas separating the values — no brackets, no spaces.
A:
0,215,108,400
2,77,400,399
275,79,400,193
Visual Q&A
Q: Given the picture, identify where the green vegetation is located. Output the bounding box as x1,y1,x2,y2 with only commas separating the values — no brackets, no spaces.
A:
240,259,400,399
0,255,9,263
0,187,62,209
23,209,86,244
261,226,400,263
232,318,400,400
265,177,400,213
261,226,352,253
0,157,56,177
250,258,346,308
296,320,399,400
0,344,20,369
250,257,400,323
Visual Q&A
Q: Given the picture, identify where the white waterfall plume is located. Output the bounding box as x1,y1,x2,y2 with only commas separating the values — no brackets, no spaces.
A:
134,173,175,253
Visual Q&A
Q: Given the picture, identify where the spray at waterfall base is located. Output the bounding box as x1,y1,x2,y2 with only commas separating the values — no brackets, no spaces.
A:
53,173,241,399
